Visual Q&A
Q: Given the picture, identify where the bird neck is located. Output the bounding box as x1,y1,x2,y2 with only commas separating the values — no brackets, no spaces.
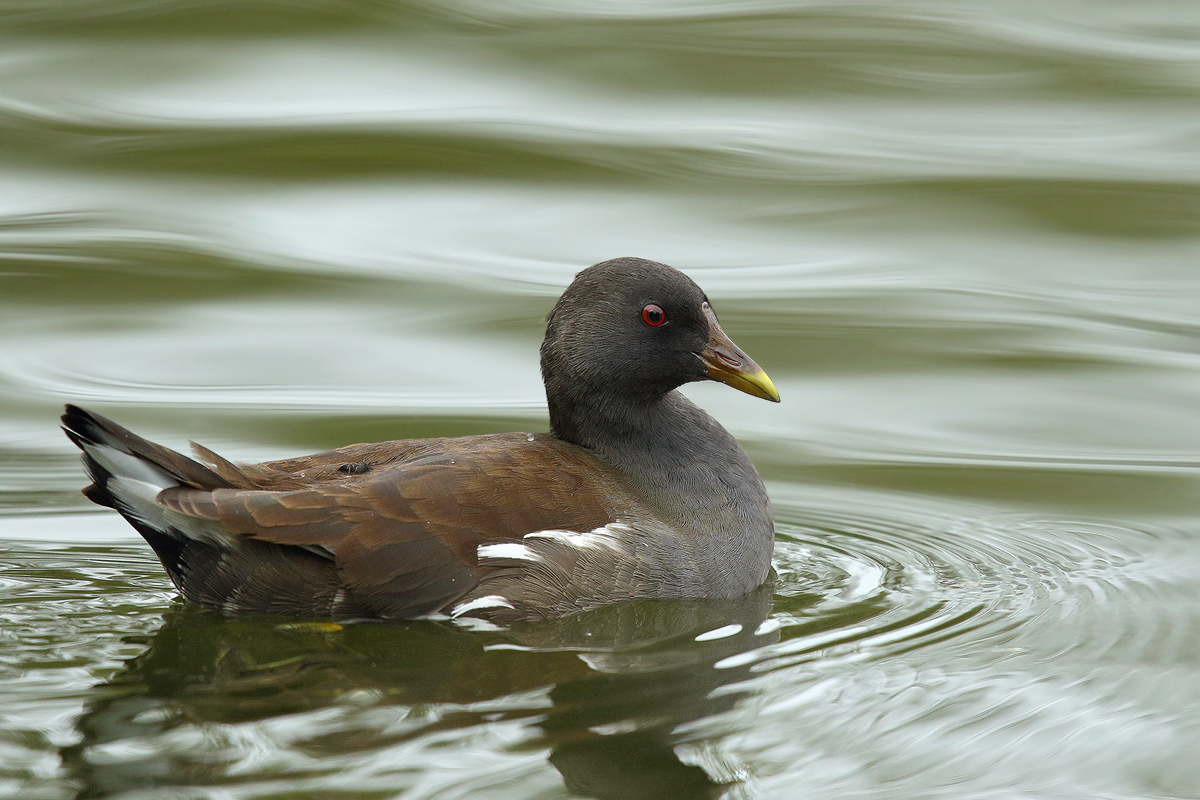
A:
549,385,775,596
549,388,766,520
548,384,692,457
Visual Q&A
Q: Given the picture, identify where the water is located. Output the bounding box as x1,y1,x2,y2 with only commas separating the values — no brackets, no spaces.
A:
3,1,1200,798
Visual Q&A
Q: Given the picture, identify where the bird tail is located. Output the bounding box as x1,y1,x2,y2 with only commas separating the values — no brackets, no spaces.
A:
61,404,234,507
60,404,242,578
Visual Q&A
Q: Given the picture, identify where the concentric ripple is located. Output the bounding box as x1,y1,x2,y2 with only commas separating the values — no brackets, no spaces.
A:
662,485,1200,799
727,483,1193,676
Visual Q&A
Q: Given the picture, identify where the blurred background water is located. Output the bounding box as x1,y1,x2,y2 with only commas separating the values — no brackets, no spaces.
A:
3,1,1200,798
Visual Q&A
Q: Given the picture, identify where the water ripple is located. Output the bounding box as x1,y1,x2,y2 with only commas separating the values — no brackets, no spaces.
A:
742,486,1189,675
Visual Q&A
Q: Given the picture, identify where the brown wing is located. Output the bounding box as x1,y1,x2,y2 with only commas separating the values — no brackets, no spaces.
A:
157,433,622,618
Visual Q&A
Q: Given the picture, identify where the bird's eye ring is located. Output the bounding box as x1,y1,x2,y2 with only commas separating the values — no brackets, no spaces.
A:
641,304,666,326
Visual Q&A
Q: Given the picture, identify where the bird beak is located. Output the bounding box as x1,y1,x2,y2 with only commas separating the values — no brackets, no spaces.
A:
698,304,780,402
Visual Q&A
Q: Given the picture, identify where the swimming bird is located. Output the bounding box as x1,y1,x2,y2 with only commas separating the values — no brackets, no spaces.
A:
62,257,779,623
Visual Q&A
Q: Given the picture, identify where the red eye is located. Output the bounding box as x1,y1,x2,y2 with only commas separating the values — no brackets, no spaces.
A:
641,304,666,326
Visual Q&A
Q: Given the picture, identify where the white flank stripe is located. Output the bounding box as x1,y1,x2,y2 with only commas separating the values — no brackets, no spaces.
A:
477,542,543,563
450,595,515,618
523,524,626,552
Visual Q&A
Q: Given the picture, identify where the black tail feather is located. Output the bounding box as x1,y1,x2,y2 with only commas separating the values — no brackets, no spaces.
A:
61,404,234,492
60,418,116,508
60,405,359,617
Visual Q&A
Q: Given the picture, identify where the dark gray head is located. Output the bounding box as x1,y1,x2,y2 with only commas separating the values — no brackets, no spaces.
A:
541,257,778,443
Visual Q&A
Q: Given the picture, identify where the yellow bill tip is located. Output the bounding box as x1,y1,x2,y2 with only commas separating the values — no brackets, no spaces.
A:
699,304,781,403
740,368,781,403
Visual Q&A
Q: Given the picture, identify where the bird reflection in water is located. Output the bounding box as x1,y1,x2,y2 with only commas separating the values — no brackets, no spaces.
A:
63,579,788,800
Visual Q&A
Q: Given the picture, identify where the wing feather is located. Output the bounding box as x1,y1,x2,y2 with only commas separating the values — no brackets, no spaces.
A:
157,435,622,618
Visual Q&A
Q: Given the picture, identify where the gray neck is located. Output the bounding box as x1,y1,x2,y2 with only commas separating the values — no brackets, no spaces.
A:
551,389,774,593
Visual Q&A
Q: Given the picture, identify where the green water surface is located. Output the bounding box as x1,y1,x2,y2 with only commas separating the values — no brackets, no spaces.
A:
3,2,1200,798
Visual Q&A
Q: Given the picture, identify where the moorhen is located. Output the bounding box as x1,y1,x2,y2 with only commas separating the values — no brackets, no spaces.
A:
62,257,780,622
